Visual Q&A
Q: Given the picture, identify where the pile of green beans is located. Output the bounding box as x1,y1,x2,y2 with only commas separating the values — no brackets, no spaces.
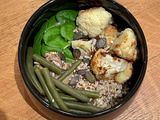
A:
26,47,104,114
34,67,59,108
51,77,90,102
41,67,69,112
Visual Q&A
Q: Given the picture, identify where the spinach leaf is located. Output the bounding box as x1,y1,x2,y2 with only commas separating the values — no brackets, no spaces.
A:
41,44,74,63
56,10,78,25
63,48,75,63
44,35,70,49
41,44,63,56
60,22,76,41
43,26,61,41
33,22,48,55
43,26,70,49
48,15,57,28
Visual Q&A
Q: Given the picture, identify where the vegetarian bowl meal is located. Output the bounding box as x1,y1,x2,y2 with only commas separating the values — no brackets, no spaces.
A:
18,0,147,119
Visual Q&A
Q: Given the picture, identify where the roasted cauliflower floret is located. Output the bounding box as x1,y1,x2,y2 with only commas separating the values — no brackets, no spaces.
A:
110,28,139,61
115,62,133,84
72,39,93,56
100,24,118,46
76,7,112,38
91,49,133,82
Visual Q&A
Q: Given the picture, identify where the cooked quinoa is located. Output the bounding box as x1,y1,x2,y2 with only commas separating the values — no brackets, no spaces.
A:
73,75,128,109
43,51,129,109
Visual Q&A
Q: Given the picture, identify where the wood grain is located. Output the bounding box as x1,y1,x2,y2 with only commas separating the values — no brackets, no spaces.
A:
0,0,160,119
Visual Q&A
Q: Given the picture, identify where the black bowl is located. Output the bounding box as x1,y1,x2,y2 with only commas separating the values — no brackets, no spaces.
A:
18,0,148,119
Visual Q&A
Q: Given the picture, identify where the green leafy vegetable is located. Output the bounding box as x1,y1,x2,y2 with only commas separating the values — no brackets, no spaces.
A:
41,44,75,63
43,26,70,49
60,22,76,41
44,35,70,49
48,15,57,28
41,44,63,57
43,26,61,41
33,22,48,55
33,9,78,63
63,48,75,63
56,10,78,25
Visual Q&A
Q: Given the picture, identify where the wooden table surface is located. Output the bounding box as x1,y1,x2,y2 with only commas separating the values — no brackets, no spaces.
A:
0,0,160,119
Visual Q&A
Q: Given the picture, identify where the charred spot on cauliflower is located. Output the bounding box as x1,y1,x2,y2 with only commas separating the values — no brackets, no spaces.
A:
100,24,118,46
91,49,133,82
76,7,112,38
110,28,139,61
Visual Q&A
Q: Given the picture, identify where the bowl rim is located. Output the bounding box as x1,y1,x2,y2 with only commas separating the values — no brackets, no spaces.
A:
18,0,148,118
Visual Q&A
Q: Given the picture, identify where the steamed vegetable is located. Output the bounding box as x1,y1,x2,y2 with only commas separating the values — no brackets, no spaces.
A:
26,47,45,95
64,101,104,113
69,109,91,114
32,54,62,75
34,67,59,108
75,89,100,99
59,93,78,101
51,77,89,102
41,67,69,112
58,60,81,81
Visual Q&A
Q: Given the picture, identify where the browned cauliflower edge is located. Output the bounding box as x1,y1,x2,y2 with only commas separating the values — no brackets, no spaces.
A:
90,49,133,83
100,24,118,46
110,28,139,61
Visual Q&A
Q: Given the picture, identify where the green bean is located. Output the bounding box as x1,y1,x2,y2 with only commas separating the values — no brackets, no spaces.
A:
41,68,69,112
26,47,45,95
75,89,100,99
43,97,58,108
56,88,63,93
58,60,81,81
59,93,78,101
57,88,99,98
34,68,59,108
34,65,43,70
69,109,91,114
44,97,49,103
51,77,89,102
87,102,94,106
32,54,62,75
64,101,104,113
